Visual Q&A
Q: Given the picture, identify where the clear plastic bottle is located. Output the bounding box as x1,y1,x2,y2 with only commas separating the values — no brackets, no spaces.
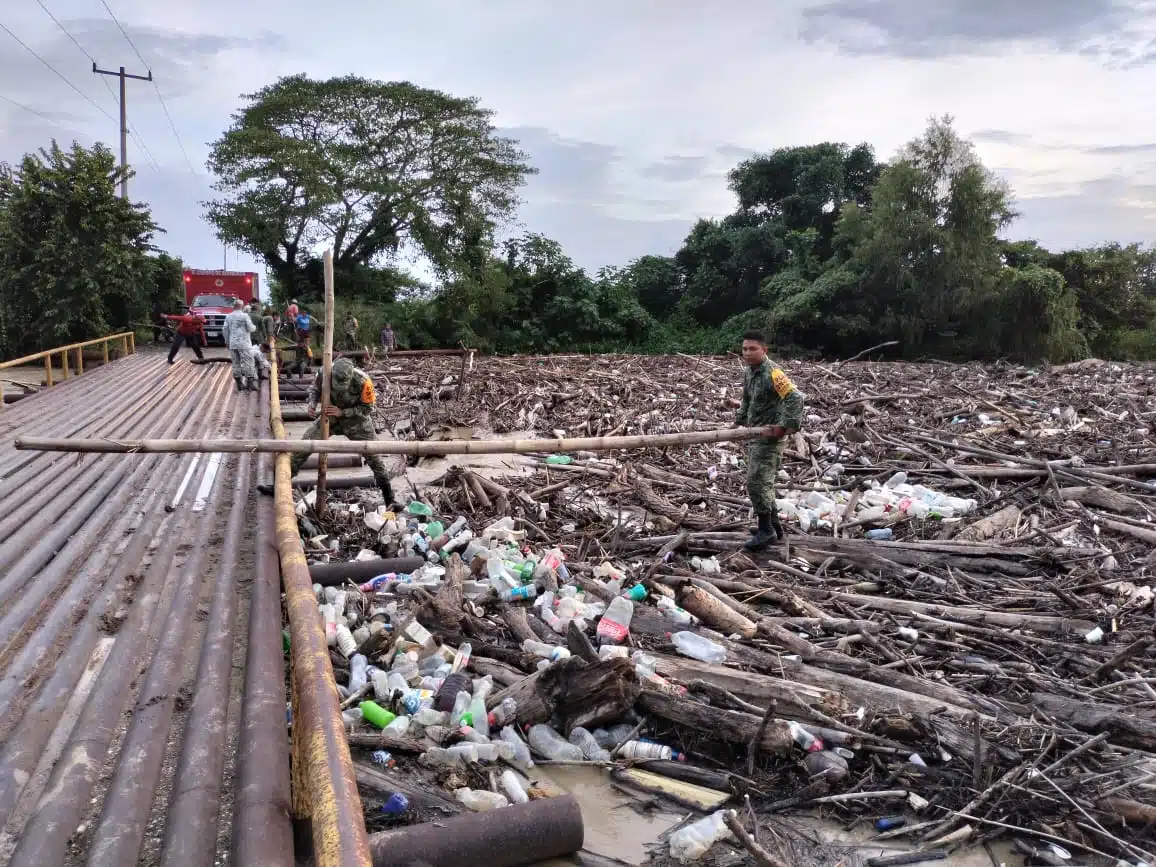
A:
568,727,611,761
596,596,633,644
671,632,727,664
619,740,673,761
499,584,538,603
498,726,535,771
668,810,733,861
383,715,410,736
499,769,530,804
540,606,567,635
469,695,489,738
488,697,517,729
522,639,569,661
454,788,509,812
527,724,584,761
413,707,449,727
348,654,369,693
451,642,472,674
450,690,473,726
656,597,697,626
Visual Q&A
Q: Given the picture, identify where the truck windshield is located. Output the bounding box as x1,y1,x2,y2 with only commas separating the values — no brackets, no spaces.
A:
192,295,235,307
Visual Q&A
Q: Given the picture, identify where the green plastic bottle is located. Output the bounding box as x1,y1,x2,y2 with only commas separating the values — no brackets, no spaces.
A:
545,455,573,465
426,520,445,539
406,501,434,517
360,700,397,729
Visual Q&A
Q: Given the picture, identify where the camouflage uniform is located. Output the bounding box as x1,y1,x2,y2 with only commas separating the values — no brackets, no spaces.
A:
736,358,805,517
290,358,395,502
223,309,257,390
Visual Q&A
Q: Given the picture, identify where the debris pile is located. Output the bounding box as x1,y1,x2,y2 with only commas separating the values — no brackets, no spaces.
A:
289,354,1156,866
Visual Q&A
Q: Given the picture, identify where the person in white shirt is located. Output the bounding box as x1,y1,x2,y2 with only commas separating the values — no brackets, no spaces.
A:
223,298,258,392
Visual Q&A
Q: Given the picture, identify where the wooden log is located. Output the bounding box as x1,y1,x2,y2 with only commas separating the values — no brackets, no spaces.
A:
637,690,793,756
954,504,1021,542
486,657,639,733
677,585,757,638
14,425,784,456
1052,486,1146,514
1031,692,1156,752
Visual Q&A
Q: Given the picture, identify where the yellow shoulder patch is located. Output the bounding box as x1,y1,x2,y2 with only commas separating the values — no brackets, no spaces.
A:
360,377,376,405
770,367,795,399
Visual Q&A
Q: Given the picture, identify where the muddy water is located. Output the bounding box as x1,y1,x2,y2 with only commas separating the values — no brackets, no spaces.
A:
533,766,1016,866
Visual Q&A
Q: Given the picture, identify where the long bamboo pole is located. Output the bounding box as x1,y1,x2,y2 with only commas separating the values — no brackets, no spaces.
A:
15,425,780,456
315,250,335,517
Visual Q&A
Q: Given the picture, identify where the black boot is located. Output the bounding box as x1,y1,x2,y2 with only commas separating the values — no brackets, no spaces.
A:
379,480,399,510
744,513,774,551
257,483,273,496
234,377,244,392
769,510,785,540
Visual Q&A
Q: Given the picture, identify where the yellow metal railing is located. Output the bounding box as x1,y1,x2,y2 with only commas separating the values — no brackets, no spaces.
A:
0,332,136,401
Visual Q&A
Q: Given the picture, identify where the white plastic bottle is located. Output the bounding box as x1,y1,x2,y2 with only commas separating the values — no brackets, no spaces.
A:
455,788,509,811
499,769,530,804
527,724,584,761
568,727,611,761
596,596,634,644
668,810,734,861
671,632,727,664
498,726,535,771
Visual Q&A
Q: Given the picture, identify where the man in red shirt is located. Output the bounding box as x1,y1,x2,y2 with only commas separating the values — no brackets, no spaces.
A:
165,306,206,363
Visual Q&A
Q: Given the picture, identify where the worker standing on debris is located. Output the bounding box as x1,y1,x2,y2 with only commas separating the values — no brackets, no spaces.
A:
380,322,396,353
343,311,360,350
223,298,258,391
735,330,804,550
165,306,206,364
258,357,398,506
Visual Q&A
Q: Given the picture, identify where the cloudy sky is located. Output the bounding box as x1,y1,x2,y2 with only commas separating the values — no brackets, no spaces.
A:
2,0,1155,289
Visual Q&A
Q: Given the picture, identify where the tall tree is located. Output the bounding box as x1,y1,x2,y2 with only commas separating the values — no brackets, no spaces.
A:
0,141,158,357
205,74,535,294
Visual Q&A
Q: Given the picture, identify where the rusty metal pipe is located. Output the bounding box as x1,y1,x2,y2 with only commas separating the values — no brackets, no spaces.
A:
308,556,426,586
271,357,373,867
83,390,256,865
365,794,584,867
0,370,222,723
4,374,239,867
160,386,260,866
231,447,294,866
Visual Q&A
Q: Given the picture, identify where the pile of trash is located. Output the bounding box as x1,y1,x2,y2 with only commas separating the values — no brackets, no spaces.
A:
296,494,1156,866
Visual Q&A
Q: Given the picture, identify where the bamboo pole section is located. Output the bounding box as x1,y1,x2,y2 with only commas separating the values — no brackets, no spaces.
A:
15,425,782,456
316,250,335,517
269,350,372,867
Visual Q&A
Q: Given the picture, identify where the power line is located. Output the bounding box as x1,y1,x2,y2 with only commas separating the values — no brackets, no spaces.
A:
0,91,59,125
97,0,197,176
33,0,160,172
0,19,115,123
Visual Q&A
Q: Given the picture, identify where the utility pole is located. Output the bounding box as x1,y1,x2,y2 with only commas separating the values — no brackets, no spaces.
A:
92,63,152,199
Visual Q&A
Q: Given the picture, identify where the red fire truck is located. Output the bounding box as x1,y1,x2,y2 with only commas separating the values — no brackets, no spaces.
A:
182,269,259,345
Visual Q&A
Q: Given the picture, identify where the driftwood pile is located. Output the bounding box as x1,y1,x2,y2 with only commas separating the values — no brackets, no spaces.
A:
310,353,1156,865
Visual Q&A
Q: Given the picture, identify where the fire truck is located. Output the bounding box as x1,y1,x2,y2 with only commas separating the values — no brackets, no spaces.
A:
182,269,259,345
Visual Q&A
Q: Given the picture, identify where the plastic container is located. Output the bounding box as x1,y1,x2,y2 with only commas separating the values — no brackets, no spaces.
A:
668,810,733,861
360,701,397,730
498,726,535,771
568,727,612,761
488,697,518,729
406,501,434,517
434,672,471,712
499,584,538,602
671,632,727,664
522,639,569,662
527,724,584,761
596,596,634,644
469,695,489,738
788,721,825,753
865,527,893,541
499,769,530,804
348,654,369,693
383,715,410,737
619,740,679,761
451,691,473,726
380,792,409,815
656,596,697,626
371,750,395,768
451,642,472,674
454,788,509,811
544,455,573,465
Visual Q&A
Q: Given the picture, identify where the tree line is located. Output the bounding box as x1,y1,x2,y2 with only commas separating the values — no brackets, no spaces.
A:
2,73,1152,362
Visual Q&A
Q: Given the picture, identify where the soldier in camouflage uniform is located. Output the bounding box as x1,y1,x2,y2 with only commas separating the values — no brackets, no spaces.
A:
258,358,397,505
735,330,805,550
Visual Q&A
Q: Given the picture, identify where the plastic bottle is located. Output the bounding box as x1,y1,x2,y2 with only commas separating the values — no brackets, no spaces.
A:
527,724,584,761
488,697,517,729
499,584,538,603
671,632,727,664
597,596,633,644
348,654,369,693
455,788,509,811
499,769,530,804
360,700,397,730
341,708,362,729
788,721,825,753
498,726,535,771
568,727,612,761
865,528,893,541
592,724,637,749
451,642,472,674
434,672,471,712
450,691,473,726
540,606,567,635
544,455,573,465
320,603,338,646
522,639,570,662
413,707,449,727
371,750,395,768
656,596,697,626
469,692,490,738
383,715,410,737
406,501,434,517
598,645,630,661
619,740,674,761
380,792,409,815
885,471,908,489
668,811,733,861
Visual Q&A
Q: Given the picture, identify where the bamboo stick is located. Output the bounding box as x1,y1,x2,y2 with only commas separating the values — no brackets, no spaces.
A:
316,250,335,517
14,425,781,456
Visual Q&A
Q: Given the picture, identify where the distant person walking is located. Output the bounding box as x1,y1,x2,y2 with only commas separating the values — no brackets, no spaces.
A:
380,322,396,353
165,307,206,363
223,298,258,391
343,311,360,350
